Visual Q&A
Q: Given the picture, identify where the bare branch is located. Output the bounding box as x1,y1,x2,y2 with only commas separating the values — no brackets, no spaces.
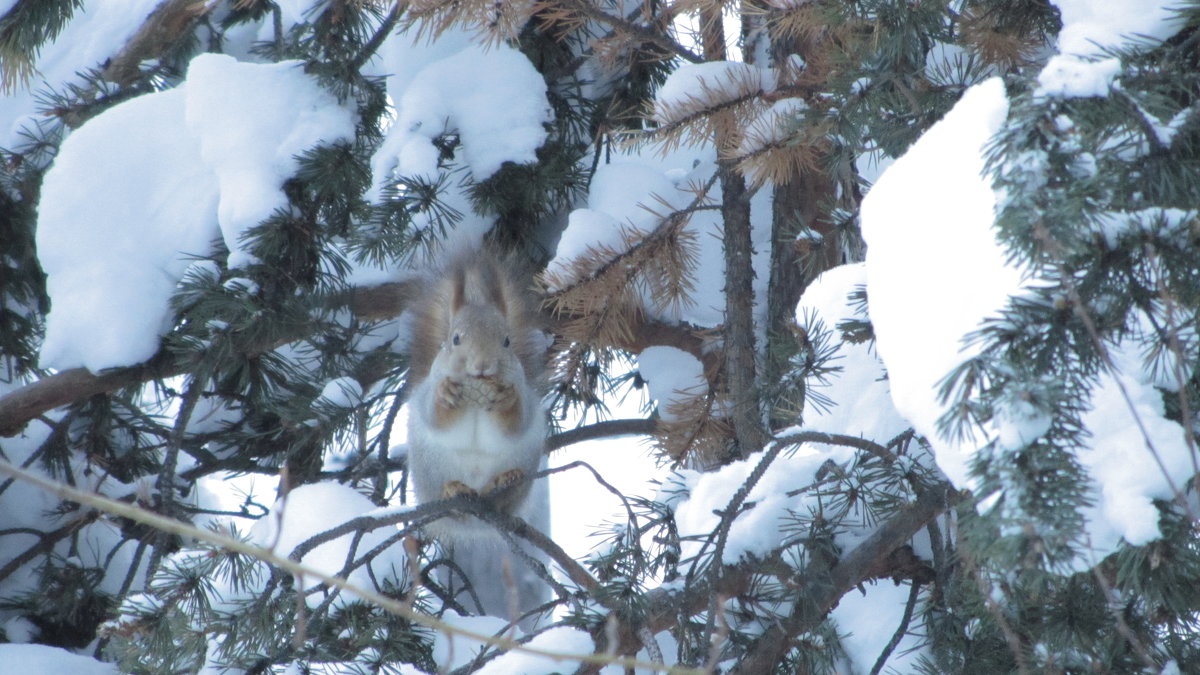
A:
869,580,922,675
0,352,179,437
0,281,415,437
548,418,657,450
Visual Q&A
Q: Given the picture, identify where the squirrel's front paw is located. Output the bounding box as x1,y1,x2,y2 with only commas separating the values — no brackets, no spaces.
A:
436,377,463,409
480,380,515,412
442,480,477,499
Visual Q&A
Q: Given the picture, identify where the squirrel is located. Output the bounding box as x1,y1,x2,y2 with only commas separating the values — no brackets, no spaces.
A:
405,247,547,528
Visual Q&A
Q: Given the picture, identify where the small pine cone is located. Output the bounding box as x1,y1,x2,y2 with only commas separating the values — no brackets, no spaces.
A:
457,376,510,410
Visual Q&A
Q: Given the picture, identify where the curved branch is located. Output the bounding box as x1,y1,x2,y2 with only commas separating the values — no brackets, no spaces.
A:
548,418,657,450
773,430,898,464
870,579,922,675
0,511,99,582
470,501,599,593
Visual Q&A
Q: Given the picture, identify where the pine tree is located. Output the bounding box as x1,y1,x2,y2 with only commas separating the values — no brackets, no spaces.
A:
0,1,1195,673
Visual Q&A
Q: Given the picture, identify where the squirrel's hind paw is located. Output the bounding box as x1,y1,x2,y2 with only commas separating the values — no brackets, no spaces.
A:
441,480,477,499
484,468,525,494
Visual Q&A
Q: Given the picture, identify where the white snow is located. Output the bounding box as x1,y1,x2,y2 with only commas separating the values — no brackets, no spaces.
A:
318,376,365,409
548,385,666,563
251,481,408,608
636,346,707,422
431,612,512,671
794,264,910,443
861,77,1016,488
2,616,36,643
0,0,163,150
552,208,623,267
1035,55,1122,99
1078,345,1197,549
37,53,356,372
666,264,919,567
186,54,357,268
546,159,681,289
861,76,1194,554
1050,1,1184,58
1036,1,1186,98
369,44,551,191
0,644,117,675
37,86,219,372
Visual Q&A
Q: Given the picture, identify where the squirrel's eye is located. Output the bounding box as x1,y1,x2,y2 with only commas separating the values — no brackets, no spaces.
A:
503,336,511,348
452,333,460,346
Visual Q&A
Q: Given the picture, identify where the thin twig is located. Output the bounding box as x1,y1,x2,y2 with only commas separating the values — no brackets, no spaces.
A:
349,1,408,72
869,580,921,675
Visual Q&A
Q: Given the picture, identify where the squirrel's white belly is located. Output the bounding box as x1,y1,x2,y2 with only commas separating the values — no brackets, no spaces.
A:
424,408,521,489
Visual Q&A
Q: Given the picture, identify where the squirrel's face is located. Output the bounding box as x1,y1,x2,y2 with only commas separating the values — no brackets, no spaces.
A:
443,303,515,379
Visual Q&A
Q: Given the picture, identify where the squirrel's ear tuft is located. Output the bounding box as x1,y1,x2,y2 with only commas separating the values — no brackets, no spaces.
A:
450,265,467,313
484,261,510,317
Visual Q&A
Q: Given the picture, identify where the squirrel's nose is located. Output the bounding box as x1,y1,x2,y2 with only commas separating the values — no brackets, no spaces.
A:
468,358,497,378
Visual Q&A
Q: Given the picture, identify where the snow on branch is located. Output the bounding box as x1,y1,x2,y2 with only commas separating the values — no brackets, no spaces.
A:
650,61,777,155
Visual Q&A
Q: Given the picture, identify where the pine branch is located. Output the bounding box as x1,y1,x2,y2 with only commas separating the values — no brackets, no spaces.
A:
588,436,949,665
773,430,898,464
729,484,956,673
102,0,213,87
545,172,720,303
0,509,98,582
349,0,407,73
470,498,600,593
0,281,415,437
0,351,179,437
0,0,80,91
276,419,662,485
869,579,921,675
547,0,703,64
548,418,657,450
